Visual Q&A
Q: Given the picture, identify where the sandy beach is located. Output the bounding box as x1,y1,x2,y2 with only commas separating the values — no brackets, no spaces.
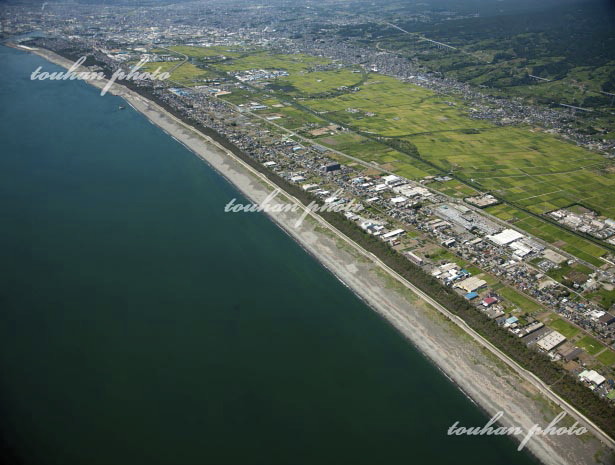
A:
16,44,615,465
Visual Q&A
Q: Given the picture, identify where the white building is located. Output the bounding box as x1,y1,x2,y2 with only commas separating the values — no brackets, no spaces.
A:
382,228,405,240
382,175,401,185
579,370,606,387
455,276,487,293
487,229,524,246
536,331,566,351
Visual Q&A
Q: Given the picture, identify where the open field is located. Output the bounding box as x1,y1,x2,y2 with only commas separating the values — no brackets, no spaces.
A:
259,105,328,130
165,45,244,58
586,287,615,311
548,318,581,339
292,68,615,234
314,132,438,178
429,179,479,198
407,127,615,218
577,335,607,356
305,75,491,136
276,69,365,96
596,349,615,367
215,52,330,74
497,286,543,314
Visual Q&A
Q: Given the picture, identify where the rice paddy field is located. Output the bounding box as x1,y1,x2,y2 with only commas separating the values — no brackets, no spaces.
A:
305,75,492,136
165,45,244,59
215,52,330,74
276,69,365,96
313,132,438,178
198,48,615,264
293,71,614,240
407,127,615,218
261,105,327,130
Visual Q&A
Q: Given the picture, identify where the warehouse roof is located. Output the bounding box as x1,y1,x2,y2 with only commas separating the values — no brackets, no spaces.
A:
487,229,524,246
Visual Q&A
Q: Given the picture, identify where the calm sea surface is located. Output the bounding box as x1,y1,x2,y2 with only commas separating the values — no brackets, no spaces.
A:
0,45,539,465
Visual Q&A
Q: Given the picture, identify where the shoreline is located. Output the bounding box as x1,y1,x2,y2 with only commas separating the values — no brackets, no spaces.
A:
12,43,615,465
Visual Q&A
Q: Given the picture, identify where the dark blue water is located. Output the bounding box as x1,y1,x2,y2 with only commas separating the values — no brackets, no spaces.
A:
0,45,539,465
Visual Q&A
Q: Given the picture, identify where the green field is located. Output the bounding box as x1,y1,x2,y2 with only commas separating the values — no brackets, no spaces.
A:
191,47,615,264
216,52,330,74
301,72,615,235
165,45,243,59
497,286,543,313
548,318,580,339
596,349,615,367
314,132,438,178
577,335,606,356
586,287,615,310
430,179,479,198
260,105,328,130
407,127,615,218
305,75,489,136
276,69,365,96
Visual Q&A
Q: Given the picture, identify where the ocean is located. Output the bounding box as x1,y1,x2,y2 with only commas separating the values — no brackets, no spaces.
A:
0,45,539,465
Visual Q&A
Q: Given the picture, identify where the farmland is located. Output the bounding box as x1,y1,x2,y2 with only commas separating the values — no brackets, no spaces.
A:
215,51,330,74
596,349,615,367
305,75,491,136
165,45,243,59
496,286,543,314
313,132,438,179
201,49,615,264
407,127,615,218
275,69,365,96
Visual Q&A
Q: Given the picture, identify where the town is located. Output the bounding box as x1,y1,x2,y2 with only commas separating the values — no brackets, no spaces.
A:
3,0,615,414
